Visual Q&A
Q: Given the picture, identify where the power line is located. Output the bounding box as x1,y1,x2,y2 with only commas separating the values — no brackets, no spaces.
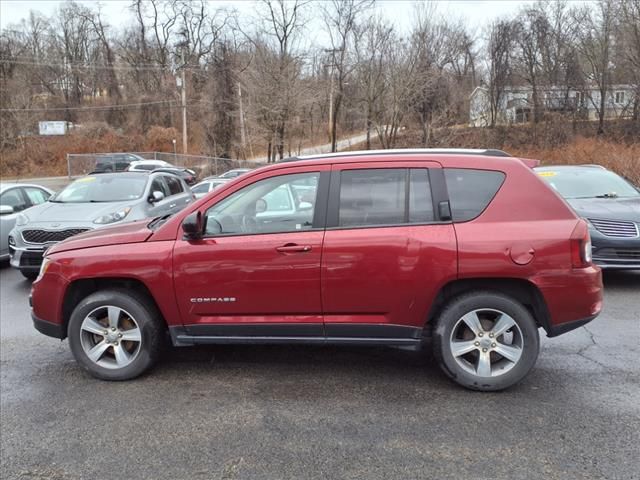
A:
0,100,178,112
0,58,180,72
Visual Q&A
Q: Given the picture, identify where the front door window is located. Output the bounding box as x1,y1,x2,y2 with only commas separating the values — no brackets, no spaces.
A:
204,172,320,236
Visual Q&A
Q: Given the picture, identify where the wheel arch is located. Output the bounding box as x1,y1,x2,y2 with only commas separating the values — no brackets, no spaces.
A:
425,277,552,335
61,277,167,337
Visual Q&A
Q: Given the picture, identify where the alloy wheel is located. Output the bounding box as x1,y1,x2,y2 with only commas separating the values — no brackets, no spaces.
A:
79,305,142,369
449,308,524,378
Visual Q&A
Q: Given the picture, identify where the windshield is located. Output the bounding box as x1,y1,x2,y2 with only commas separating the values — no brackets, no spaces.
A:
538,169,640,199
51,175,147,203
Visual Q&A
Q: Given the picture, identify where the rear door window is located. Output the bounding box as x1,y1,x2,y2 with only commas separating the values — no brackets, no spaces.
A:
164,175,184,196
444,168,505,222
339,169,405,227
337,168,436,227
409,169,434,223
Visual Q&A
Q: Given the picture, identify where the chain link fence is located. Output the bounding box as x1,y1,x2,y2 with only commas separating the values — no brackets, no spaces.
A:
66,152,265,178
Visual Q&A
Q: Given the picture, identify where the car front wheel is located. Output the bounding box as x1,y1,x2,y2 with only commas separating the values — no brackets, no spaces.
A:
67,289,164,380
433,291,540,391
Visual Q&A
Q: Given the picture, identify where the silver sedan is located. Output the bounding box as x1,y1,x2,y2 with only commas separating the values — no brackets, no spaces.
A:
1,183,54,262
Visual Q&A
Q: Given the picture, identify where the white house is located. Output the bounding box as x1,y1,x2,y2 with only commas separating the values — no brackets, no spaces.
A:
469,84,636,127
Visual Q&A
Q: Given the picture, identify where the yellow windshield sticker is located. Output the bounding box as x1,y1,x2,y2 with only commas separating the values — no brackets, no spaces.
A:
76,176,97,182
537,171,557,177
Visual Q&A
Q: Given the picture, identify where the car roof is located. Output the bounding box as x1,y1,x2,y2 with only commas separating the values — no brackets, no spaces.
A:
79,172,150,179
535,165,611,172
0,182,53,193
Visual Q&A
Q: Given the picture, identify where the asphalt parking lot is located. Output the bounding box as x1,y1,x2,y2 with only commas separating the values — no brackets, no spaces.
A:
1,265,639,480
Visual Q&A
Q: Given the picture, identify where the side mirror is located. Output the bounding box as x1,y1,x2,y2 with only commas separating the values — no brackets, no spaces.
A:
149,191,165,203
182,211,203,239
0,205,14,215
298,201,313,211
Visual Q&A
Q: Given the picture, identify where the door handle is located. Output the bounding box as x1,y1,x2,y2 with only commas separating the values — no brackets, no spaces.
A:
276,244,312,253
169,203,176,208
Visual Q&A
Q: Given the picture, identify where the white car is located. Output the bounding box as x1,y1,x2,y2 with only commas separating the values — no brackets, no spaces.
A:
127,160,174,172
191,178,230,199
218,168,251,179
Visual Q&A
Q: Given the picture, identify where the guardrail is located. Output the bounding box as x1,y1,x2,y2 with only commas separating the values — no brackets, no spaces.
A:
66,152,265,178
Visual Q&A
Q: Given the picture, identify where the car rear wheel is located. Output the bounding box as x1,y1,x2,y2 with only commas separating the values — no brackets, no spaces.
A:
67,289,164,380
433,292,539,391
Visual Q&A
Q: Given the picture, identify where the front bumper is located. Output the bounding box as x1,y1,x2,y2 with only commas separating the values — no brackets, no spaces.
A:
32,311,66,339
591,234,640,269
9,246,46,272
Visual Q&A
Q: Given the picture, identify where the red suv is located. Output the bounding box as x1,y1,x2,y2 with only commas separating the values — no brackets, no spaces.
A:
30,150,603,391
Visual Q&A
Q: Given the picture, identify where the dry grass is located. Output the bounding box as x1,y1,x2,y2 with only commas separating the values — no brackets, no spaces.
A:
1,119,638,184
348,120,639,185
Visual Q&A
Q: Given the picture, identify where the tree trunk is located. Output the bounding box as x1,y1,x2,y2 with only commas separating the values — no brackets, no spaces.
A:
365,101,372,150
331,91,342,152
598,87,606,135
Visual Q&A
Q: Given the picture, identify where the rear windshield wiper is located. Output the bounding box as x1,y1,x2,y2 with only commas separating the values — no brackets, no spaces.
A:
595,192,618,198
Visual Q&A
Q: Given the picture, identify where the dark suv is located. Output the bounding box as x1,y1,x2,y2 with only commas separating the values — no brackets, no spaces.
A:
94,153,146,173
30,149,602,391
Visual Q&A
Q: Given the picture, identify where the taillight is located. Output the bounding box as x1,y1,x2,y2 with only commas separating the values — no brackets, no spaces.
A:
570,220,593,268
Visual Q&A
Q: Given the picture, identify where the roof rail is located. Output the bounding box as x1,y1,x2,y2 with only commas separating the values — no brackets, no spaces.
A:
277,148,512,163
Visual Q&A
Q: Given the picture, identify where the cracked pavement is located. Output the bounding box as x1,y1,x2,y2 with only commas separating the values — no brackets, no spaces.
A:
1,265,639,480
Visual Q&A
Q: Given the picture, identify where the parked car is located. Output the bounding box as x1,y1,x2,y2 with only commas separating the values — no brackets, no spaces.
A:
153,167,197,186
94,153,146,173
9,172,193,279
0,183,53,262
127,160,174,172
191,178,230,199
217,168,251,179
30,149,602,391
536,165,640,269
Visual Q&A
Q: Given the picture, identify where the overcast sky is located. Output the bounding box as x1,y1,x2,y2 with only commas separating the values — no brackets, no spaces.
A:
1,0,541,33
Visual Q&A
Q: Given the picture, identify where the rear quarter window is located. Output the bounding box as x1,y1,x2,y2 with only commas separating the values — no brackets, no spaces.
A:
444,168,505,222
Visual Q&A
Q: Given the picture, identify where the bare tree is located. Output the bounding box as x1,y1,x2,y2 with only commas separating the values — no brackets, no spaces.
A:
486,19,516,127
322,0,374,151
617,0,640,121
573,0,615,134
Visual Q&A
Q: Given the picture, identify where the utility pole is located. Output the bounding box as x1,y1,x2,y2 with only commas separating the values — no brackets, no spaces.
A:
238,82,246,151
180,49,188,154
328,68,334,146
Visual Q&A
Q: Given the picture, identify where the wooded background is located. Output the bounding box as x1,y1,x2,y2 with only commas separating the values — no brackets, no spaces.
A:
1,0,639,178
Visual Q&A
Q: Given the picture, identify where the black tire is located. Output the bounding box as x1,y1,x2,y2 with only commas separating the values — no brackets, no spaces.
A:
20,270,38,281
433,291,540,392
67,289,164,381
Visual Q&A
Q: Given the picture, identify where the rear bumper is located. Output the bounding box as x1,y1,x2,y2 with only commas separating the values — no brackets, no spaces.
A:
536,266,603,336
32,311,66,339
545,314,598,337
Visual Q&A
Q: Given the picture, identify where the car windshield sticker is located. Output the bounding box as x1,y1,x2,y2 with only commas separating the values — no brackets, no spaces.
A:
537,171,557,177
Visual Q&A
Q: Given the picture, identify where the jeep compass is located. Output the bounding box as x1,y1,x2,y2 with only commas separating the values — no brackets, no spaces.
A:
30,149,603,391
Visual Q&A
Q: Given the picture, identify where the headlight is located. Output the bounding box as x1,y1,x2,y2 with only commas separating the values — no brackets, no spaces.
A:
36,257,51,282
93,207,131,225
16,213,29,226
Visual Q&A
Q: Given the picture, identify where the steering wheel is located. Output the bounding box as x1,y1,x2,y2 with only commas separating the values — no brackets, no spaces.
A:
240,214,258,233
